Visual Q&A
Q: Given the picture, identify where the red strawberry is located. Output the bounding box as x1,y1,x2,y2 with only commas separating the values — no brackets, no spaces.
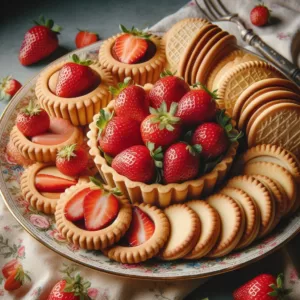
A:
0,76,22,101
114,25,151,64
4,266,31,291
148,70,190,109
97,110,143,157
34,174,78,193
2,259,21,279
56,144,88,176
112,143,162,183
163,142,201,184
75,29,99,48
140,102,182,149
111,78,149,123
250,5,270,27
65,187,91,221
233,273,290,300
16,100,50,137
125,206,155,246
176,84,217,126
83,189,119,231
19,16,61,66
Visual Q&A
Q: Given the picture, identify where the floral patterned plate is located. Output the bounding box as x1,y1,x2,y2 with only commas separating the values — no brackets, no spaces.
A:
1,40,300,280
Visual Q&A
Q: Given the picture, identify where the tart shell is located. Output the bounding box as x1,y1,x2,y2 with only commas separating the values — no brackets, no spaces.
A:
35,61,114,126
55,182,132,249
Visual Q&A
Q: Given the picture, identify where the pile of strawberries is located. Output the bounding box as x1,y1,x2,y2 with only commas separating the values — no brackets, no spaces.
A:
97,72,241,184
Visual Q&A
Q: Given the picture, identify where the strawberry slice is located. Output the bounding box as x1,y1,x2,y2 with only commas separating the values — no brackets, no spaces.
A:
83,189,119,231
65,187,91,221
125,206,155,247
114,34,148,64
34,174,77,193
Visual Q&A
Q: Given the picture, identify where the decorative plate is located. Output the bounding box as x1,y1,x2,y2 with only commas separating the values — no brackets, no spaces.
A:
1,40,299,280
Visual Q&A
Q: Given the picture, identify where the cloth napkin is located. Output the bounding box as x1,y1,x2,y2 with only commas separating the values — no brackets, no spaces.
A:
0,1,300,300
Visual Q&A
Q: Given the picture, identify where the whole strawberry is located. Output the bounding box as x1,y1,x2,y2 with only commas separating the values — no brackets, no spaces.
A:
56,54,100,98
2,259,21,279
75,29,99,48
148,70,190,109
176,84,217,126
140,102,182,149
233,273,290,300
4,266,31,291
16,100,50,137
97,109,143,157
0,76,22,101
56,144,88,176
19,16,61,66
250,4,271,27
111,78,149,123
112,143,162,183
163,142,201,184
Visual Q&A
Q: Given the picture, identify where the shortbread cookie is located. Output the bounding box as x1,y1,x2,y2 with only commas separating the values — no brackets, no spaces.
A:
247,103,300,158
159,204,200,260
226,175,274,238
184,200,221,259
232,78,300,120
56,182,133,250
219,187,260,249
21,163,87,214
217,61,284,114
243,162,297,216
206,194,245,257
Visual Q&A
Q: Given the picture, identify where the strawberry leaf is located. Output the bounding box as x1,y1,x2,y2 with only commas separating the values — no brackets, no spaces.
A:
160,69,177,78
70,54,93,66
96,109,113,136
57,144,77,161
193,82,219,100
23,100,42,116
119,24,151,39
108,77,132,97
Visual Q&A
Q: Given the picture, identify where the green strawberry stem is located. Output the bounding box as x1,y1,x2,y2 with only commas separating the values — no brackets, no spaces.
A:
149,101,181,131
57,144,77,161
147,142,164,183
160,69,177,78
186,144,202,156
268,273,291,299
33,15,62,33
192,82,219,100
96,109,114,137
70,54,93,66
14,266,31,285
89,176,122,196
119,24,151,39
109,77,132,97
23,100,42,116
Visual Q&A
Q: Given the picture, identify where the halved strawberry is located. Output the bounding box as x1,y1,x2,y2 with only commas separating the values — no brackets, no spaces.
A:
125,206,155,247
65,187,91,221
83,189,119,231
34,174,77,193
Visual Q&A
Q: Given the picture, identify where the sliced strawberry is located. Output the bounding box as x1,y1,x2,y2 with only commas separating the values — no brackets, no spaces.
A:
32,133,71,145
114,34,148,64
34,174,77,193
65,187,91,221
125,206,155,247
83,189,119,231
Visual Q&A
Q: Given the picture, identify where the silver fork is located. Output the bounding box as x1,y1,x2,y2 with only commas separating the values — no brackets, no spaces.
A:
195,0,300,86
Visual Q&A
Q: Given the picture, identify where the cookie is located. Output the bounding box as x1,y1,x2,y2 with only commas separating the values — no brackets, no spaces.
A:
217,61,284,115
184,200,221,259
106,203,170,263
247,103,300,158
219,187,260,249
243,161,297,216
226,175,274,238
159,204,201,260
206,194,245,257
232,78,300,121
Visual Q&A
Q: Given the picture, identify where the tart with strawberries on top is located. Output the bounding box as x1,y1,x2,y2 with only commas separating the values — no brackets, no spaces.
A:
10,101,83,163
35,54,114,126
99,25,166,85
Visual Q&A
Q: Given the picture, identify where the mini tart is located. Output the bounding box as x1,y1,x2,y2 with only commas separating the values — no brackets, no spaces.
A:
159,204,200,260
99,33,166,85
35,61,114,126
10,124,83,163
20,163,87,214
87,101,238,207
105,203,170,263
184,200,221,259
55,182,132,250
206,194,245,258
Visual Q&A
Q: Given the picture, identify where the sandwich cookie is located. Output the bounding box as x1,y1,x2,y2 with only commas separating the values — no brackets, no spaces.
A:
226,175,274,238
206,194,245,257
219,187,260,249
184,200,221,259
159,204,201,260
